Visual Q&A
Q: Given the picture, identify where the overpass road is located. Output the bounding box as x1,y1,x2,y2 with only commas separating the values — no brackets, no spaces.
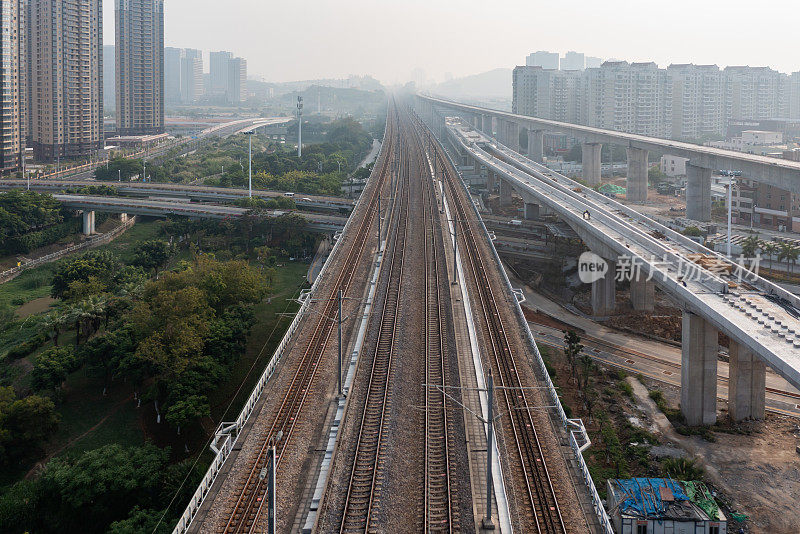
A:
52,194,348,234
422,106,800,428
0,179,354,213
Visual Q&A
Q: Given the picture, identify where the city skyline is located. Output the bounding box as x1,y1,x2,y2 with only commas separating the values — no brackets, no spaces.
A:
101,0,800,84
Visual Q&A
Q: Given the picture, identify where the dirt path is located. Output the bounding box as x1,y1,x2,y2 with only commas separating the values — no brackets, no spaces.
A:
628,377,800,534
25,393,134,479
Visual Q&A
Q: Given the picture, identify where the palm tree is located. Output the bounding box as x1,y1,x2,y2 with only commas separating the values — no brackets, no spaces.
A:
778,241,800,273
778,242,800,275
41,311,66,346
761,241,778,272
740,234,760,259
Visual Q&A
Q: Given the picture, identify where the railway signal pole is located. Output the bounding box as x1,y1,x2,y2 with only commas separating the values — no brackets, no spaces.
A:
483,371,496,530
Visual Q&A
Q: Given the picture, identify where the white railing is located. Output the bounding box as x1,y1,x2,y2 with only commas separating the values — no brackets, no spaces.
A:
0,217,137,284
171,124,389,534
427,109,615,533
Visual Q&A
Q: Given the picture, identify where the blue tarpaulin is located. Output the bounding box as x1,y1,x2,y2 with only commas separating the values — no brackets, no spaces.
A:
613,478,689,518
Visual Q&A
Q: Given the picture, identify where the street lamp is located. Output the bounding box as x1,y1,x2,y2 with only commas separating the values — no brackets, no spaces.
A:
297,96,303,159
245,130,255,198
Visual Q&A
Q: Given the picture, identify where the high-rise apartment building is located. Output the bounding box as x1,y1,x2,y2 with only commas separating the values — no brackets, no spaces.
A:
526,51,559,70
227,56,247,104
560,51,585,71
790,72,800,120
164,46,182,105
585,56,602,69
723,66,782,128
115,0,164,135
181,49,203,104
210,50,233,95
0,0,25,173
667,64,724,140
28,0,103,162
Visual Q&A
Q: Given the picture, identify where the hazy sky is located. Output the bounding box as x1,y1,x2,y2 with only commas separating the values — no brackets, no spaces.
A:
104,0,800,83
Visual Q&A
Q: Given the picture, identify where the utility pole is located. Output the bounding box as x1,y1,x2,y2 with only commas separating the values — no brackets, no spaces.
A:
297,96,304,158
452,210,458,284
338,289,343,396
727,173,733,257
483,371,495,530
377,192,382,243
246,131,254,197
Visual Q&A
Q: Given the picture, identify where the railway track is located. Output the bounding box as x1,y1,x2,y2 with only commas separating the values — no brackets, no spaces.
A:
416,119,458,532
339,112,411,533
219,105,400,534
415,110,567,533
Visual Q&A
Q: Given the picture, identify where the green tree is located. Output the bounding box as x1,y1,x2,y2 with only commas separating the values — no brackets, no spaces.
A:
31,346,78,391
165,394,210,435
0,387,59,464
107,507,171,534
740,234,761,259
132,239,173,275
51,250,122,299
778,241,800,275
563,330,584,382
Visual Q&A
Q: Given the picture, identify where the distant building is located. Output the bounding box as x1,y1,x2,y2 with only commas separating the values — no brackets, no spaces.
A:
526,51,559,70
210,51,233,95
660,155,689,177
116,0,165,135
667,64,724,140
0,0,24,173
585,56,602,69
741,129,782,145
560,51,585,71
227,57,247,104
164,47,182,105
181,49,204,103
790,72,800,120
28,0,104,162
607,478,727,534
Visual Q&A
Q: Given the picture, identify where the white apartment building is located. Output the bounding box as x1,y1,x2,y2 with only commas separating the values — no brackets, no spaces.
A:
526,51,559,70
668,64,724,140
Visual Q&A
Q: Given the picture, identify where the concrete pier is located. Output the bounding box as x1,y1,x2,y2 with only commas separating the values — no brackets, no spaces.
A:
487,171,496,193
686,163,712,222
581,143,602,186
507,122,520,152
499,179,512,206
626,147,649,202
482,114,492,135
630,275,655,312
681,312,718,426
591,259,616,315
528,130,544,163
728,342,766,421
524,202,539,220
82,210,96,235
496,118,506,144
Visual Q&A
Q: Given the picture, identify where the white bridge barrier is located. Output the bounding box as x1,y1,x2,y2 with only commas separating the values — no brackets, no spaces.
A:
0,217,137,284
171,135,387,534
428,110,615,534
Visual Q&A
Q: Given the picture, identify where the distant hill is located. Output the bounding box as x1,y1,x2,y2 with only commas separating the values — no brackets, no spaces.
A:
431,68,512,100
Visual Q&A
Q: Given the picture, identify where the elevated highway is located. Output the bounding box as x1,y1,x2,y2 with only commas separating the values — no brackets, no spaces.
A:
417,94,800,221
52,194,347,234
432,111,800,427
0,179,354,213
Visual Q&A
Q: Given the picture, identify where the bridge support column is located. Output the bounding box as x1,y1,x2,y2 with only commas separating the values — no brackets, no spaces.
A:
507,122,520,152
591,259,616,315
524,202,539,220
582,143,602,186
82,210,96,235
626,147,649,202
728,342,766,421
499,179,512,206
528,130,544,163
681,312,718,426
630,274,655,312
482,114,492,135
686,163,712,222
487,171,496,193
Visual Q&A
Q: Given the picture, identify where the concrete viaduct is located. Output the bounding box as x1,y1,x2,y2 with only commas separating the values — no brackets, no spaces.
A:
417,100,800,428
417,94,800,222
